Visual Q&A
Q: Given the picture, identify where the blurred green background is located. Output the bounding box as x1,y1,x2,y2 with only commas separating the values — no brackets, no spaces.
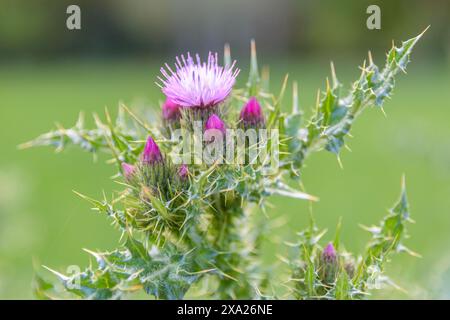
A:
0,0,449,299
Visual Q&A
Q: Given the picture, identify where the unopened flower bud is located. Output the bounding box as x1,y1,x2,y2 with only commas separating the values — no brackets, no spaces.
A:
121,162,135,179
322,243,337,263
162,98,182,122
319,243,338,284
205,114,226,133
178,164,189,179
142,136,163,164
204,114,226,144
240,97,265,127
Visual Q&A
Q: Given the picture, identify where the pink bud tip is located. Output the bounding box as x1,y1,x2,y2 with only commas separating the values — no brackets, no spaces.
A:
240,97,264,126
142,136,163,164
323,243,337,262
162,98,182,121
205,114,226,133
178,164,189,179
121,162,135,179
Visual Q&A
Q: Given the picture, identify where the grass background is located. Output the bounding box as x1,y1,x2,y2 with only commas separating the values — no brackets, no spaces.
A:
0,56,449,299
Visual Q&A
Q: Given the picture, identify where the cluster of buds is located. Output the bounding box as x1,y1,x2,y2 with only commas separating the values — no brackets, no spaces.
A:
161,95,265,133
123,53,268,226
158,51,265,131
317,243,355,285
120,136,191,234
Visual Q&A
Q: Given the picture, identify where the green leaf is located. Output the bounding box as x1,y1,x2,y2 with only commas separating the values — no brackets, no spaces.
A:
247,39,260,96
42,240,199,300
354,177,415,292
333,217,342,251
292,30,426,163
335,270,350,300
320,79,338,126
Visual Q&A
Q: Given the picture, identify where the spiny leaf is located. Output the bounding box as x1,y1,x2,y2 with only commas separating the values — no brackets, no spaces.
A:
247,39,260,97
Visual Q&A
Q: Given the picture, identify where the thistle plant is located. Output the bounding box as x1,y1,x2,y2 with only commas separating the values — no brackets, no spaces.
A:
25,30,426,300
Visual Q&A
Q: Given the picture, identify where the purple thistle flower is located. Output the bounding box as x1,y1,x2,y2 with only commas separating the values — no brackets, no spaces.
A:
162,98,182,122
240,97,265,126
121,162,135,179
178,164,189,179
157,52,240,108
322,243,337,263
142,136,163,164
205,114,226,134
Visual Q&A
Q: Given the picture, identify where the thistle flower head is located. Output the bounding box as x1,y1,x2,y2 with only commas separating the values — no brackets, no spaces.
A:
121,162,135,179
205,114,226,134
142,136,163,164
322,243,337,263
162,98,182,122
240,97,265,126
178,164,189,179
158,52,240,108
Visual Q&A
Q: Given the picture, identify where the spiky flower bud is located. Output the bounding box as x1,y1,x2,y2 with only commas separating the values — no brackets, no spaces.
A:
121,162,135,180
178,164,189,179
204,114,226,145
142,136,163,164
240,97,265,127
162,98,182,122
205,114,226,134
319,243,338,284
322,243,337,263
